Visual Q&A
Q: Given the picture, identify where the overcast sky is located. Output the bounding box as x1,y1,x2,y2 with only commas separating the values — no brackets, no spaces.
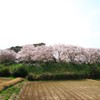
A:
0,0,100,49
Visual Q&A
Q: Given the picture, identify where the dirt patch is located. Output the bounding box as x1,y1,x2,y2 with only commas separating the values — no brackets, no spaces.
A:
18,80,100,100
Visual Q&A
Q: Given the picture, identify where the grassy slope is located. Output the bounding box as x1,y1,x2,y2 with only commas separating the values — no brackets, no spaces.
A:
0,62,100,79
10,62,91,75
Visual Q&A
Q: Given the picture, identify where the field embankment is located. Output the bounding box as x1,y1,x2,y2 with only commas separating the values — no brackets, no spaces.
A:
0,77,23,92
0,77,25,100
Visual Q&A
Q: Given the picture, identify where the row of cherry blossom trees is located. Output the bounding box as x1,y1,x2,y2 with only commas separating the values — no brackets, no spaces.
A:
54,45,100,64
0,44,100,64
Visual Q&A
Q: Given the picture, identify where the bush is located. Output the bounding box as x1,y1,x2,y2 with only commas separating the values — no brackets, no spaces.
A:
12,67,28,78
89,66,100,79
3,61,15,66
0,67,11,77
37,73,53,80
26,73,37,81
26,72,87,81
52,73,87,80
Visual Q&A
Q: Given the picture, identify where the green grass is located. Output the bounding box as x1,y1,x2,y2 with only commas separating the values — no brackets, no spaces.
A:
0,62,92,74
0,81,25,100
0,62,100,80
0,62,96,75
22,62,91,75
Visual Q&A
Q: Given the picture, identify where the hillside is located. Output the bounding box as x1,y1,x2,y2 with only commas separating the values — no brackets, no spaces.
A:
0,43,100,80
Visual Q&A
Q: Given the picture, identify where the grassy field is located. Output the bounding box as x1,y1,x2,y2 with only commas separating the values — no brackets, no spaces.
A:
0,77,25,100
18,80,100,100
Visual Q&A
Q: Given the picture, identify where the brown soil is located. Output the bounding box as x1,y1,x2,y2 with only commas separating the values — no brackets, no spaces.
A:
18,80,100,100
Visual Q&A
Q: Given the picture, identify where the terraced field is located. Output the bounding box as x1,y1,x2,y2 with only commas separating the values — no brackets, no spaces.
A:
18,80,100,100
0,78,24,100
0,78,12,84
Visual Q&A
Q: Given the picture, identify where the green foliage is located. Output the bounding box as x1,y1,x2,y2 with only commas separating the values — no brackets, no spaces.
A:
9,43,46,53
23,62,100,80
0,67,11,77
26,72,87,81
11,67,28,78
17,63,89,73
33,42,46,47
26,73,37,81
89,66,100,79
9,46,22,53
0,62,100,80
3,61,15,66
0,81,25,100
37,73,53,80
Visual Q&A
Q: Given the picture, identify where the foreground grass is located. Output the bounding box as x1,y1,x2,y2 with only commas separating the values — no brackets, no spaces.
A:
0,81,25,100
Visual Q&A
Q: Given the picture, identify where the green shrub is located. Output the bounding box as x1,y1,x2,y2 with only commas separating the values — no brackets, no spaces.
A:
89,66,100,79
1,62,100,80
52,73,87,80
26,73,37,81
26,72,87,81
37,73,53,80
3,61,15,66
12,67,28,78
0,67,11,77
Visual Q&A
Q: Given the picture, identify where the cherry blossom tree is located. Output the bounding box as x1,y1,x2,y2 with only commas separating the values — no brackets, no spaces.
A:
74,54,87,64
17,43,100,64
52,45,85,63
17,44,35,63
52,44,67,62
0,49,17,63
83,48,100,64
17,45,54,63
33,46,54,62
